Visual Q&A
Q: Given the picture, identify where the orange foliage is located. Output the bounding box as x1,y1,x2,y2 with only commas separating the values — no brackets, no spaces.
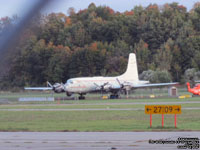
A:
65,17,71,27
57,45,64,49
177,5,186,11
90,42,98,51
144,43,148,48
147,4,158,10
124,11,134,16
106,7,114,14
78,9,87,14
53,44,71,53
64,46,71,53
178,5,186,9
164,4,170,10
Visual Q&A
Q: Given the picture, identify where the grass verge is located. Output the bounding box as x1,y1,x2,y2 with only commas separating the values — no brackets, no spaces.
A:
0,110,199,132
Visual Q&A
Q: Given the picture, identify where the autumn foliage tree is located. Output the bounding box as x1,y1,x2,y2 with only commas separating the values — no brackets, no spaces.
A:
1,2,200,88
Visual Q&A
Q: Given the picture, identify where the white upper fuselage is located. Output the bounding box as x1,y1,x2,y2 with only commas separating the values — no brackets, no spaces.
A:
65,76,148,93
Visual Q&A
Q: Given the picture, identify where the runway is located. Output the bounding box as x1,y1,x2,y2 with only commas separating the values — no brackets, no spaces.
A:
0,132,199,150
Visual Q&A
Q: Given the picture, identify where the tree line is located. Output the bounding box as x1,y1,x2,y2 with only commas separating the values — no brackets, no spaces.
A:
0,2,200,89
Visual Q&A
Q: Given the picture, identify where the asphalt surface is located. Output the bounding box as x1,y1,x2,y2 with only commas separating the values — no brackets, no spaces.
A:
0,132,199,150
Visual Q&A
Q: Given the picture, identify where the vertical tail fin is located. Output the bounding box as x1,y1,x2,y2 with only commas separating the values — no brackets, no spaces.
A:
119,53,139,81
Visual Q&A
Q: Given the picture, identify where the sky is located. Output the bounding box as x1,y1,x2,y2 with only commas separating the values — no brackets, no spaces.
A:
0,0,199,18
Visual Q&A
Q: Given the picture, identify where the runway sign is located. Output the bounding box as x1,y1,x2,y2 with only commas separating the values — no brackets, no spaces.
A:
145,105,181,114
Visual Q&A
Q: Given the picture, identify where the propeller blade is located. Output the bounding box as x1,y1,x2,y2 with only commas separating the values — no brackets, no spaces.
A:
116,78,123,88
47,81,53,87
103,82,109,86
94,83,101,88
94,82,109,96
116,78,121,85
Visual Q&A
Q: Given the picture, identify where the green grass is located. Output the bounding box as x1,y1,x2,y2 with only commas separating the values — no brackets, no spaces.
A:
0,91,200,132
58,97,198,104
1,96,200,105
0,103,200,109
0,110,199,131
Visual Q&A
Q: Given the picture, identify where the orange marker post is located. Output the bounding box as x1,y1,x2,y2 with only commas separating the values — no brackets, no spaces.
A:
175,114,177,128
162,114,164,128
57,99,60,104
150,114,152,128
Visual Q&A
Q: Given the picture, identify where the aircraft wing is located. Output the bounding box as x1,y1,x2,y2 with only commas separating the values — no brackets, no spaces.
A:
24,87,53,90
133,82,179,88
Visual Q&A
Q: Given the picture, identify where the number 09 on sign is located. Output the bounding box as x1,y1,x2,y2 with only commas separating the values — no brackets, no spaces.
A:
145,105,181,114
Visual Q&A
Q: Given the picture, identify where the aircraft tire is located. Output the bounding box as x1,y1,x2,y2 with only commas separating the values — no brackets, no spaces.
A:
78,96,85,100
110,94,119,99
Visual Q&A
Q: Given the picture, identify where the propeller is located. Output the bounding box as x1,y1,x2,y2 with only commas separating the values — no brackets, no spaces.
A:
47,81,53,88
47,81,65,93
116,78,124,89
94,82,109,96
116,78,132,95
94,82,109,90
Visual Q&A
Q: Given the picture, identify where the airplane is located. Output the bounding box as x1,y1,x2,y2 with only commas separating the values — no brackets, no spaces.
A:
25,53,178,99
186,82,200,96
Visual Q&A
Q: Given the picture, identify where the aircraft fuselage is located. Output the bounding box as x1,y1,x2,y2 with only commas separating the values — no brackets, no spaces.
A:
65,76,139,94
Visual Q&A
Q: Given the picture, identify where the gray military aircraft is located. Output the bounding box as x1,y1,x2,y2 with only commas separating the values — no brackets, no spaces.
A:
25,53,178,99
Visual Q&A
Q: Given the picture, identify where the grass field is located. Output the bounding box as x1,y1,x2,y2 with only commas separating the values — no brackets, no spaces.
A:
0,110,199,132
0,98,200,131
0,91,200,132
0,101,200,109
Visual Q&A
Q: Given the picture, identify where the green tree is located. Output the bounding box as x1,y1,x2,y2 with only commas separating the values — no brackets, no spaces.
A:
154,38,173,71
134,39,151,73
46,45,71,83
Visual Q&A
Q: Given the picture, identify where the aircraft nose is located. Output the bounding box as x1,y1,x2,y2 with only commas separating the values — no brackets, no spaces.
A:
64,85,69,91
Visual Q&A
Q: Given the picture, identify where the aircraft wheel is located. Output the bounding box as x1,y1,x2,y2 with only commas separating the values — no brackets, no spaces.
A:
78,95,85,100
110,94,119,99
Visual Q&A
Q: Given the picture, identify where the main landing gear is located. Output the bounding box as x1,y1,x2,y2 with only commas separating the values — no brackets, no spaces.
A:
78,94,86,100
110,94,119,99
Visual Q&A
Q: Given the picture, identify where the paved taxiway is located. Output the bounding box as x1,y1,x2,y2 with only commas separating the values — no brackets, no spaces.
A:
0,132,199,150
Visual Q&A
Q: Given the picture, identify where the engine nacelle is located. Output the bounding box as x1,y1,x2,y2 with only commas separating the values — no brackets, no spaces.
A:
53,83,65,93
54,88,65,93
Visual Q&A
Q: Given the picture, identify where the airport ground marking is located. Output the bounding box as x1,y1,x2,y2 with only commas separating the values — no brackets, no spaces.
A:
145,105,181,128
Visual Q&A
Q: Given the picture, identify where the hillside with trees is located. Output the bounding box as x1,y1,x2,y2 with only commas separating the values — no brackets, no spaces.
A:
0,2,200,89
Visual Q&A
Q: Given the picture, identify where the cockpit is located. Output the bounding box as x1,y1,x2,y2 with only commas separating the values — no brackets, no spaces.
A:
66,79,74,85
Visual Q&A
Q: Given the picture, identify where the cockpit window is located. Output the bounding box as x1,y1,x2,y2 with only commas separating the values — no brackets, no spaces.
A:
66,80,73,85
